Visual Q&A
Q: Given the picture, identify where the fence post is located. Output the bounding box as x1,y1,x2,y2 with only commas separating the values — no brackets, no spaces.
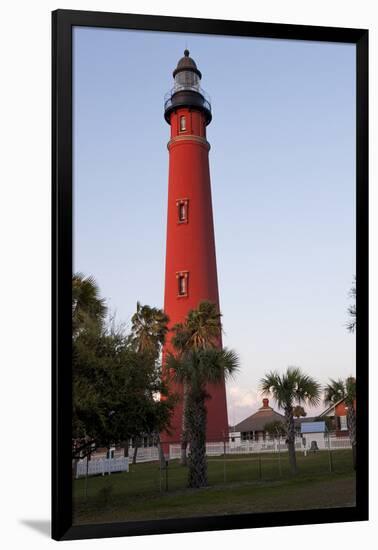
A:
258,456,262,480
327,432,334,473
278,437,282,477
159,455,162,492
85,454,89,500
223,439,226,483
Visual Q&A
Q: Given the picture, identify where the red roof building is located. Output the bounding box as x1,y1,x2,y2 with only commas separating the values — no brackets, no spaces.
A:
319,398,356,437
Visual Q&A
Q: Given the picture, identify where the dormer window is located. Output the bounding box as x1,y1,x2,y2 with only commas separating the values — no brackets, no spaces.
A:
176,199,189,223
180,115,186,132
176,271,189,297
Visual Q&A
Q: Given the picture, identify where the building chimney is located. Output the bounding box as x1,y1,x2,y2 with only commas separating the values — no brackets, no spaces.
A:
262,398,269,408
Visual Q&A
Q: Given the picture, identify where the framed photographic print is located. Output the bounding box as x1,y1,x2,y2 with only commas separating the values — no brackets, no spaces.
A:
52,9,368,541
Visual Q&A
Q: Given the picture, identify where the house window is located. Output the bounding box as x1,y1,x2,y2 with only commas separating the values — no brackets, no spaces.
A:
176,199,189,223
106,448,115,459
339,415,348,431
241,431,253,441
177,272,188,297
180,115,186,131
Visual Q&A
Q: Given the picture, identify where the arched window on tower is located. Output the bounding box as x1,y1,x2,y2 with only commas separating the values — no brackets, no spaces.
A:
179,115,186,132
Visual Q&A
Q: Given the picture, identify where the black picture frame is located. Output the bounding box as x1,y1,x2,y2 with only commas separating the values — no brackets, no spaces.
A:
52,9,369,541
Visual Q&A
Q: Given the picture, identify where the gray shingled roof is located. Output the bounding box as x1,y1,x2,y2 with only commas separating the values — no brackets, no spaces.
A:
232,400,285,432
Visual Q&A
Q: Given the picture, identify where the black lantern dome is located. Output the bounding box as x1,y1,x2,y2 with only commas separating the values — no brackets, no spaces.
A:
173,49,202,79
164,50,212,125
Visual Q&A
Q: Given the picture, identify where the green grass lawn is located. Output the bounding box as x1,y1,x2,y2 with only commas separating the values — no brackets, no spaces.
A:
73,449,355,525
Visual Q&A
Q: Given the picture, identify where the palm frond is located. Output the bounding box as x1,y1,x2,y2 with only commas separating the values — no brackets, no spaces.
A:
261,367,321,410
324,378,346,405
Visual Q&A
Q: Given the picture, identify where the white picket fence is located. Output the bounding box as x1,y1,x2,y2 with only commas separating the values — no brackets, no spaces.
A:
329,437,352,449
168,437,351,460
106,436,352,466
76,456,129,478
131,447,160,463
169,440,301,458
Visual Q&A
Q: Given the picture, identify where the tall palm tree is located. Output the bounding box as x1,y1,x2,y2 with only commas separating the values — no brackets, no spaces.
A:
324,377,356,469
182,300,222,349
167,347,239,488
72,273,107,338
346,276,356,333
130,302,169,463
260,367,321,475
130,302,169,356
171,301,222,465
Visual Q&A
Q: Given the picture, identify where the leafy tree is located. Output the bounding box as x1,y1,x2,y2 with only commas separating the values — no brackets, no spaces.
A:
324,377,356,469
167,347,239,488
346,276,356,333
260,367,321,475
264,420,286,439
72,327,174,451
72,276,174,463
170,301,222,465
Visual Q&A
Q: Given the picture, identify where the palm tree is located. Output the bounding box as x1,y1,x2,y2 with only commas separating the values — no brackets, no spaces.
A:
166,347,239,488
260,367,321,475
130,302,169,464
130,302,169,356
72,273,107,337
171,301,222,465
170,322,191,466
346,276,356,333
324,377,356,469
182,300,222,349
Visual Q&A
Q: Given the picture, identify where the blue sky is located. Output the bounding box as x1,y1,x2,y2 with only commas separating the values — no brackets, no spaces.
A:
73,27,356,423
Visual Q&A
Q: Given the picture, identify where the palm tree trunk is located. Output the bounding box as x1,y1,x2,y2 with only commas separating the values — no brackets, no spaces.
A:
347,406,356,470
122,439,129,458
154,433,167,469
187,392,208,488
180,381,188,466
72,458,79,480
285,407,297,475
132,436,140,465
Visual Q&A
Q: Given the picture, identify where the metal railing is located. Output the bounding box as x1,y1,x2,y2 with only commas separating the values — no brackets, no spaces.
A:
164,85,212,114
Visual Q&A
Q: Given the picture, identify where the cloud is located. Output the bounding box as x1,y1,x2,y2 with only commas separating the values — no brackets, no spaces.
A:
226,384,326,425
226,385,261,426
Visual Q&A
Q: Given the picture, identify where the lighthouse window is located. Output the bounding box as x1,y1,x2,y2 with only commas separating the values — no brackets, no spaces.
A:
179,116,186,132
175,71,199,89
177,273,188,297
177,199,188,223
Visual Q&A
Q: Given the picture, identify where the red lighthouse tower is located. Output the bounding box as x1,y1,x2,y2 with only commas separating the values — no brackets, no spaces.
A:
162,50,229,446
